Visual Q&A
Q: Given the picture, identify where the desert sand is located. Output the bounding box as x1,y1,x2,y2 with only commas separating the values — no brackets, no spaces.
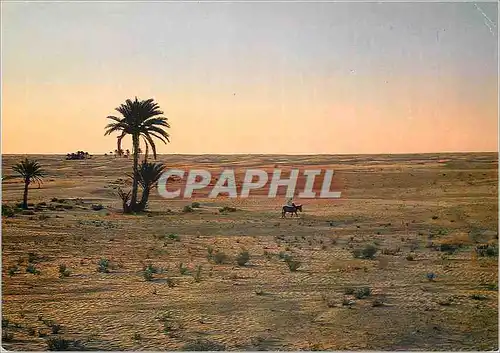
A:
1,153,498,351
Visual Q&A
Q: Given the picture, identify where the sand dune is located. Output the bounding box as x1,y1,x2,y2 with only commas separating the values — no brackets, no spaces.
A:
1,153,498,351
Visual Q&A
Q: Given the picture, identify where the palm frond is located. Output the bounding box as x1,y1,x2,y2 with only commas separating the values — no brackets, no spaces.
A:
143,117,170,128
142,134,158,159
117,187,131,203
105,97,171,162
106,115,123,123
136,161,166,190
12,158,46,184
146,128,170,143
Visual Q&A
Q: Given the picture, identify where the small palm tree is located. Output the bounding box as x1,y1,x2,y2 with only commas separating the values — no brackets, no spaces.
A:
134,161,167,211
105,97,170,212
117,188,132,213
12,158,46,209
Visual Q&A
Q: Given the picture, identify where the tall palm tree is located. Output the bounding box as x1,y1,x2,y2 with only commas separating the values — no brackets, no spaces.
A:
134,161,167,211
104,97,170,212
12,158,46,209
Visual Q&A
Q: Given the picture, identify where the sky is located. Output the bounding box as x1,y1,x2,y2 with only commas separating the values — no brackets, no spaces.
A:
1,1,498,154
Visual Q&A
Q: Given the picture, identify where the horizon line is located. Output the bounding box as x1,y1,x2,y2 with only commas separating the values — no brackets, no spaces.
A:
1,151,498,156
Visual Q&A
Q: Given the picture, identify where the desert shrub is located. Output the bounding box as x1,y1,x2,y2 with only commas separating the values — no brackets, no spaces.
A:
156,310,183,335
206,246,214,259
182,339,226,351
168,233,180,241
8,265,18,277
352,244,378,259
133,332,142,341
182,205,193,213
91,204,104,211
362,244,378,259
213,251,229,264
193,265,202,283
2,204,15,217
285,257,301,272
143,263,158,281
97,258,110,273
50,323,62,334
191,202,201,208
2,318,9,328
485,283,498,291
470,293,488,300
439,243,458,253
2,330,14,342
219,206,237,213
26,263,40,275
354,287,371,299
236,251,250,266
406,254,415,261
143,270,154,281
485,246,498,257
278,251,291,261
166,277,176,288
58,264,70,278
178,263,189,275
46,337,72,351
144,264,158,274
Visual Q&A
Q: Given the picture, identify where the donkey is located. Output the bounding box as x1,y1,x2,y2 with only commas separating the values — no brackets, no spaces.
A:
282,203,303,218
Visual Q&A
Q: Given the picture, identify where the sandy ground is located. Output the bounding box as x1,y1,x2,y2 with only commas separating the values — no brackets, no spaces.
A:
1,153,498,351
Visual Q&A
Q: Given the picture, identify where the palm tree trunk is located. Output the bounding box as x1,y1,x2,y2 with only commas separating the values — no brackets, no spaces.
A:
130,133,140,211
138,187,150,212
22,179,29,209
144,143,149,163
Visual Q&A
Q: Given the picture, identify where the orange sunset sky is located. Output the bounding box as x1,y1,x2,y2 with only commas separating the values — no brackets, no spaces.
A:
1,2,498,154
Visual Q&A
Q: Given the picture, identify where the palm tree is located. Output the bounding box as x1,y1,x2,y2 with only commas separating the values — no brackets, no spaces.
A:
12,158,46,209
134,161,167,211
104,97,170,212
